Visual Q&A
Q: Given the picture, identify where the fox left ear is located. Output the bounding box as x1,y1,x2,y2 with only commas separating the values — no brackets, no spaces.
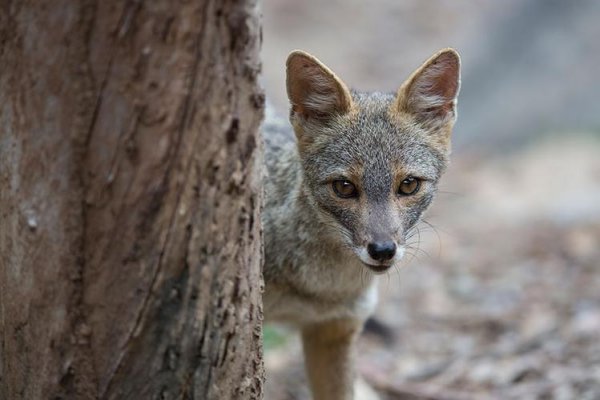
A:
286,50,353,121
396,49,461,130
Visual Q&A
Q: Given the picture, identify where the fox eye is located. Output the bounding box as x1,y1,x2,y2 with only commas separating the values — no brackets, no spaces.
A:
332,180,358,198
398,177,420,196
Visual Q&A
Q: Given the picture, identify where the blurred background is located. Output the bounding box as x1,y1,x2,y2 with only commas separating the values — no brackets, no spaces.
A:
260,1,600,399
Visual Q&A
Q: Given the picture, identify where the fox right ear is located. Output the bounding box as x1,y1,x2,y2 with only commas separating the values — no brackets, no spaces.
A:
286,51,353,121
396,48,461,130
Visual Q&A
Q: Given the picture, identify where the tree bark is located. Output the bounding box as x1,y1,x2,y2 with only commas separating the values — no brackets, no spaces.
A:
0,1,264,399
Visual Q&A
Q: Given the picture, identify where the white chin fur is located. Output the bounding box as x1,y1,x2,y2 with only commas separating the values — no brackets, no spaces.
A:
355,246,405,267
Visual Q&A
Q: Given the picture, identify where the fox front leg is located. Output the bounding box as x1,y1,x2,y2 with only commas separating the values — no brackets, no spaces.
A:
302,318,362,400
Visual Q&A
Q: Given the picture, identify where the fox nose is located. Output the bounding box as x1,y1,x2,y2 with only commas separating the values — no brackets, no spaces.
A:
367,241,396,262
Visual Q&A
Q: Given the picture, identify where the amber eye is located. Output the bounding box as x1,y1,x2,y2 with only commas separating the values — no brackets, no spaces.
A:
332,180,358,198
398,177,420,196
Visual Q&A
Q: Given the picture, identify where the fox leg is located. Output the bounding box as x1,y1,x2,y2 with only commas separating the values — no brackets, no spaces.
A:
301,318,362,400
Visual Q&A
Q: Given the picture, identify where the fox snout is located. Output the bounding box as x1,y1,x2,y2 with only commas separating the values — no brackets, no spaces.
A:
356,206,408,271
356,243,406,272
367,241,396,261
357,233,406,273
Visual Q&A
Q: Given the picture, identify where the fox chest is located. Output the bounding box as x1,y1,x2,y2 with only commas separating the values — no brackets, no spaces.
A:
263,279,378,326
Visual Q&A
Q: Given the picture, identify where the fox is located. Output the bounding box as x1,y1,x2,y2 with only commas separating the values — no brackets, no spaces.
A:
262,48,461,400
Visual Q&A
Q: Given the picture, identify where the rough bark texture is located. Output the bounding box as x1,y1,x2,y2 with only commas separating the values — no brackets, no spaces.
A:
0,1,264,399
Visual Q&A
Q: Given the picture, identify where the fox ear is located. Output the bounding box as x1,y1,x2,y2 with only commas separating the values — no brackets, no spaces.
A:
286,50,353,121
396,49,461,129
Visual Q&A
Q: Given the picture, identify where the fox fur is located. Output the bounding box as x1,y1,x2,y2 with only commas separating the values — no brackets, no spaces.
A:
262,48,461,400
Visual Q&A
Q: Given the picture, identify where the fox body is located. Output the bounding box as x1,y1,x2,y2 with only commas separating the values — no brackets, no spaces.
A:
262,49,461,399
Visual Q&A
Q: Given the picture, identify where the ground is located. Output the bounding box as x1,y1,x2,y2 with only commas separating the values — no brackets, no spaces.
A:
264,136,600,400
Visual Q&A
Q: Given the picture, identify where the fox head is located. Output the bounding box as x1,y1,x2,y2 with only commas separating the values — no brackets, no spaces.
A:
286,49,460,273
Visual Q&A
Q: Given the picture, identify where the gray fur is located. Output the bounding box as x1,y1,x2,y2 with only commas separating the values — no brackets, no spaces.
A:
262,50,459,400
262,90,451,325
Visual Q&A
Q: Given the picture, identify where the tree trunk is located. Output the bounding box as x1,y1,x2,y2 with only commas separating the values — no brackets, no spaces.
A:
0,1,264,399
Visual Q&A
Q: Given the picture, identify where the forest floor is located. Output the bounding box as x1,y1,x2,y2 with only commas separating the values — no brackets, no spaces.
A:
264,135,600,400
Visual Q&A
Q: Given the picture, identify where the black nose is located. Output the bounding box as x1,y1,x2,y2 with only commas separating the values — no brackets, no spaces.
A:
367,241,396,261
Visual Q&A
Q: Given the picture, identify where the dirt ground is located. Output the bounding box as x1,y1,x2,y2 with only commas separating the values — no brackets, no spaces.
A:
264,136,600,400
